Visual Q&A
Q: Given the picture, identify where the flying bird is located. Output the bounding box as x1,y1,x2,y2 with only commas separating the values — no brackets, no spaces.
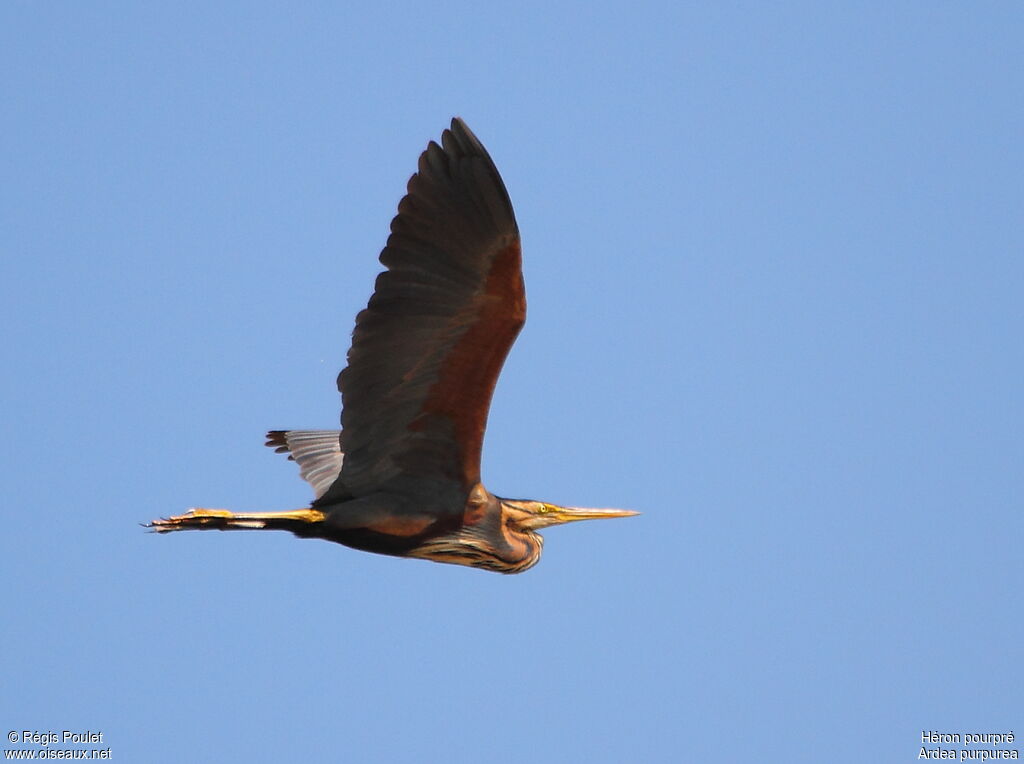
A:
148,118,636,573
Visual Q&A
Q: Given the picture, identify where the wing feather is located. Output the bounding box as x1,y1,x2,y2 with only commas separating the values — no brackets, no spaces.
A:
318,118,523,505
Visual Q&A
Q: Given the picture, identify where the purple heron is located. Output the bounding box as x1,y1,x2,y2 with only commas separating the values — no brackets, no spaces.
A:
148,118,636,573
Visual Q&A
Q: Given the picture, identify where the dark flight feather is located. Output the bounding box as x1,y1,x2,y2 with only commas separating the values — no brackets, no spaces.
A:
319,118,523,506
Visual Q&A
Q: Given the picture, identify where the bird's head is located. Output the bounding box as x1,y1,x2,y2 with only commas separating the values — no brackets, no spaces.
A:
407,493,638,574
499,499,639,531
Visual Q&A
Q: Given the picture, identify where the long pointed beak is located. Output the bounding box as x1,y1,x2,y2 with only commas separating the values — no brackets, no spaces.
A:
523,504,639,530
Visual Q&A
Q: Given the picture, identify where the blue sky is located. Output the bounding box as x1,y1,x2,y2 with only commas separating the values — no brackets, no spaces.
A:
2,2,1021,762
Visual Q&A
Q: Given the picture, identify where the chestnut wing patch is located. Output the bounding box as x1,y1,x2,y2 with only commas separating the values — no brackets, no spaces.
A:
321,119,523,507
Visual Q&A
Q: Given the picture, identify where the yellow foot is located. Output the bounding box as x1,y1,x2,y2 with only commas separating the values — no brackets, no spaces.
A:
146,507,325,533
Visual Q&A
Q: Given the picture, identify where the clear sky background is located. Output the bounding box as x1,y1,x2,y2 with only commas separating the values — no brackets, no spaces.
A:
2,3,1021,762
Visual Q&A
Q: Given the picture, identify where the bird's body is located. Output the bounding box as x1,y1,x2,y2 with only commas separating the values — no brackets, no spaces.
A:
149,118,635,573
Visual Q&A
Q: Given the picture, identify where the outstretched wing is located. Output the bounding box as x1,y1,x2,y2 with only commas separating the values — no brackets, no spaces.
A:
318,118,523,505
265,430,344,500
